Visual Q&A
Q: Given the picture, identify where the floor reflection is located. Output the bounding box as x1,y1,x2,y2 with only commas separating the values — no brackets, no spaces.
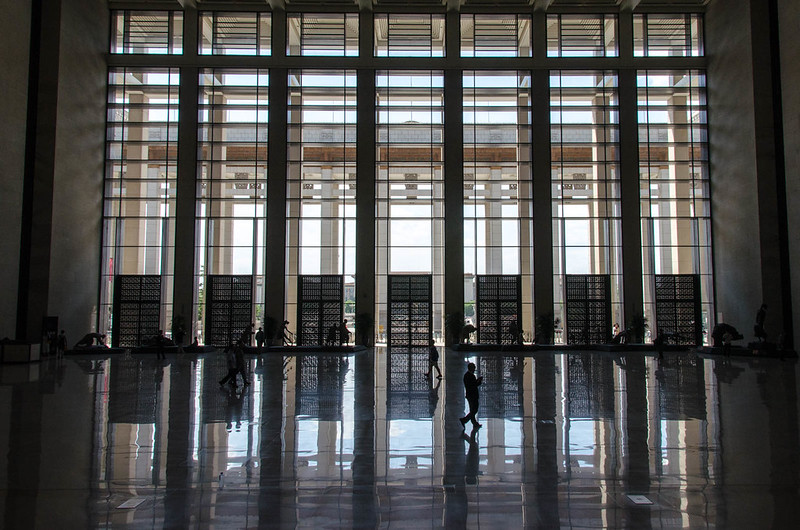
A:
0,350,798,527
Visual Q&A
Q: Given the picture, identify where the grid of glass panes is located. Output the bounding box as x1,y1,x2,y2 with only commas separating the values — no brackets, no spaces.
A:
197,70,268,342
460,15,531,57
376,71,445,343
463,71,533,339
102,68,179,341
634,14,703,57
287,13,358,56
551,71,622,340
286,71,357,330
374,15,446,57
111,11,183,54
638,70,712,343
199,12,271,55
547,15,617,57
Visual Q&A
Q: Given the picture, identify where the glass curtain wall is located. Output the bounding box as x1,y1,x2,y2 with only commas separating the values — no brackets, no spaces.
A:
286,70,357,329
638,70,712,341
196,70,269,342
376,71,445,343
551,71,622,340
102,68,180,342
463,71,533,336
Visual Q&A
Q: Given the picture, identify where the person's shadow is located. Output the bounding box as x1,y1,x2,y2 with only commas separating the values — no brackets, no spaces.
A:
225,385,246,431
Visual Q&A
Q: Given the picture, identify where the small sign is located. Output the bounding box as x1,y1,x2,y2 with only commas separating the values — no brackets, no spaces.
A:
627,494,653,505
117,498,146,509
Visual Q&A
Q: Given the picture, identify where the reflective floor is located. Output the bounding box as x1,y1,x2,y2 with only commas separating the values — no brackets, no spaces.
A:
0,348,798,528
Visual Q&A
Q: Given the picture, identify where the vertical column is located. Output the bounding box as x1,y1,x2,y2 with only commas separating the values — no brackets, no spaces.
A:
164,360,193,528
17,0,62,340
356,12,376,345
173,7,199,337
352,349,377,526
531,11,553,330
625,355,651,528
618,11,644,328
444,9,464,331
534,354,559,526
266,9,288,324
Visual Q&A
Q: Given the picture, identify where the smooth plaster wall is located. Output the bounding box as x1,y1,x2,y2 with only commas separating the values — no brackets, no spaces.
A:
779,0,800,346
49,0,107,339
706,0,763,335
0,1,31,338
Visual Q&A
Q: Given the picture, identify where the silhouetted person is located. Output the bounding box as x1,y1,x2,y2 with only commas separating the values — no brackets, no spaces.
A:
241,323,255,346
460,362,483,429
155,330,166,360
219,341,244,388
56,330,68,358
754,304,768,342
235,341,250,385
75,332,107,348
339,319,350,346
255,327,265,352
425,339,442,379
279,320,292,346
712,323,742,347
461,322,477,344
326,324,338,346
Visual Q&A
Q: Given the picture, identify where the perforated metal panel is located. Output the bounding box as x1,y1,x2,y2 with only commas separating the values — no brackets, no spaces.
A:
565,274,611,345
566,353,615,420
388,275,432,347
387,347,433,420
655,274,702,346
476,275,522,345
297,275,344,346
295,355,346,421
112,275,161,348
206,275,253,347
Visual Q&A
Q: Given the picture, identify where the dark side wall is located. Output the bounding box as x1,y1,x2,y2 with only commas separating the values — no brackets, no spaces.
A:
0,1,32,339
707,0,794,345
778,0,800,349
48,0,108,340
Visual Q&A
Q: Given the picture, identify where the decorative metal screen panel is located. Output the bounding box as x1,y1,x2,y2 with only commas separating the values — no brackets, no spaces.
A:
206,275,252,347
565,275,611,345
476,275,522,345
657,354,706,421
112,275,161,348
108,358,157,424
388,275,432,347
387,347,433,420
297,275,344,346
566,353,615,420
296,355,345,421
477,356,523,419
655,274,702,346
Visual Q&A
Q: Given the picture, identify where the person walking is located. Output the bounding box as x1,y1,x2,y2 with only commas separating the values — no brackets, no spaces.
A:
424,339,442,379
219,342,239,388
56,330,68,359
460,362,483,429
255,326,265,352
155,330,167,361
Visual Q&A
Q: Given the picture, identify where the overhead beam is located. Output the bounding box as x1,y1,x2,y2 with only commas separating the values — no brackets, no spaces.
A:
533,0,554,12
268,0,286,10
357,0,372,11
621,0,642,11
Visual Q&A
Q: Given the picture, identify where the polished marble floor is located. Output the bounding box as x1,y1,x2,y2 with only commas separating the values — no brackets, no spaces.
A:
0,348,798,528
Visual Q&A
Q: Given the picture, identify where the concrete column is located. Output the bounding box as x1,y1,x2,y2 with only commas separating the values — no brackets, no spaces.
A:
266,11,287,323
617,9,644,331
16,0,62,341
444,9,464,326
356,36,376,344
173,7,199,338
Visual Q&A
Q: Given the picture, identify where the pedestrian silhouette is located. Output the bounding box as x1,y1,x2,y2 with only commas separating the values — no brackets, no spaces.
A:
255,326,265,352
754,304,768,342
459,362,483,429
339,319,351,346
424,339,442,379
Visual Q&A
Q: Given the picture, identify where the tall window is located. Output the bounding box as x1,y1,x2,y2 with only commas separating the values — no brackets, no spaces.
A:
460,15,531,57
102,68,180,341
551,71,622,337
199,12,271,55
196,70,268,341
111,11,183,54
638,71,712,341
634,14,703,57
547,15,617,57
287,13,358,56
376,71,445,342
286,71,357,325
463,71,533,334
374,15,446,57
